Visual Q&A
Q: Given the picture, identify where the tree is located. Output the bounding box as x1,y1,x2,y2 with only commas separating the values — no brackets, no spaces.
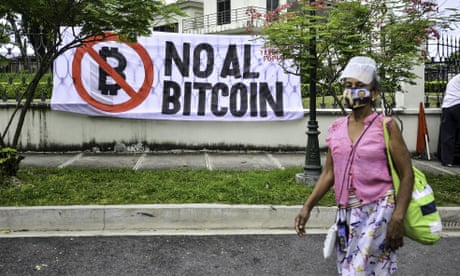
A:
0,0,183,179
0,6,12,67
249,0,459,112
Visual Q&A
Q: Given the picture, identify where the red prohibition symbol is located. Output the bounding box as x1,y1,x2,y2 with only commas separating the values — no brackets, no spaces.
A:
72,33,153,113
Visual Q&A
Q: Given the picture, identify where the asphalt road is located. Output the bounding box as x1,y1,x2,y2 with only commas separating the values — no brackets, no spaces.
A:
1,234,459,276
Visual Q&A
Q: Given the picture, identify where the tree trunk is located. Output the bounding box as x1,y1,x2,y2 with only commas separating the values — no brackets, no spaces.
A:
11,54,52,148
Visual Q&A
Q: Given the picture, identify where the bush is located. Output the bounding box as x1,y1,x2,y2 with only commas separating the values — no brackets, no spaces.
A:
0,73,52,102
0,147,24,185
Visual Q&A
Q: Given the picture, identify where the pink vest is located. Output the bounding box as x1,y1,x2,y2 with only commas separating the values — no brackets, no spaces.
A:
326,112,393,206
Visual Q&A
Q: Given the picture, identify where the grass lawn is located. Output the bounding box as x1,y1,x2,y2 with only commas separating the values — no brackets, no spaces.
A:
0,167,458,207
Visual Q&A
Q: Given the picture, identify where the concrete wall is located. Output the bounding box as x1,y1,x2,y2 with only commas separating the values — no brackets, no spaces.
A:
0,104,441,154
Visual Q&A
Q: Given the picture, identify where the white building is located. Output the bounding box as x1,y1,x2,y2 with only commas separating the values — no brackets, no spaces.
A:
155,0,291,34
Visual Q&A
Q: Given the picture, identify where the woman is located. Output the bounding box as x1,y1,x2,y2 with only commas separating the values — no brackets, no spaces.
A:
294,56,414,275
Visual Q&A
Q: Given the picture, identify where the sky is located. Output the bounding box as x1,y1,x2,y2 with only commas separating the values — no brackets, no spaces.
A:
436,0,460,37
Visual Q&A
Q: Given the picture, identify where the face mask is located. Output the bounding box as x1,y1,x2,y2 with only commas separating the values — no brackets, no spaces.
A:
343,87,371,109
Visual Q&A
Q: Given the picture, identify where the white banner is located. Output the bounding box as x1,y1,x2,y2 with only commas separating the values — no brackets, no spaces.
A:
51,31,303,121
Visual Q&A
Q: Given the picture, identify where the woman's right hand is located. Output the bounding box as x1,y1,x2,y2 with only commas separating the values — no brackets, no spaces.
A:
294,208,311,237
294,150,334,237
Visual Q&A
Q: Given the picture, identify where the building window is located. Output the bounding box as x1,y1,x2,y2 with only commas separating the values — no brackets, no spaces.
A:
267,0,279,11
153,23,178,33
217,0,231,25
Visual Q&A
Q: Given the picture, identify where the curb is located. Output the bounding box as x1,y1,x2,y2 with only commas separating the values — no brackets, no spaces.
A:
1,205,459,237
0,204,334,233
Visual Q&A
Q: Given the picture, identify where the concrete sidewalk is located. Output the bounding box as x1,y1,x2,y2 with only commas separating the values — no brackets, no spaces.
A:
17,150,460,175
0,151,458,237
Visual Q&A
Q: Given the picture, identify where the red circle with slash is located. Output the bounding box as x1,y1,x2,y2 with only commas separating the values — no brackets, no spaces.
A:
72,33,153,113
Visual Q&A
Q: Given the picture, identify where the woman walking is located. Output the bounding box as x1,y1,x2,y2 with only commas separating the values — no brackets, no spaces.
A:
294,56,414,275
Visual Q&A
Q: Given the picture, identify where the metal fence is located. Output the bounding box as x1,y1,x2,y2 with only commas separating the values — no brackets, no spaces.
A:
0,34,459,107
182,6,267,33
424,36,460,107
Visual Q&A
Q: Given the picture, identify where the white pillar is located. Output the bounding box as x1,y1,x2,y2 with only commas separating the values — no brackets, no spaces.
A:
396,63,425,110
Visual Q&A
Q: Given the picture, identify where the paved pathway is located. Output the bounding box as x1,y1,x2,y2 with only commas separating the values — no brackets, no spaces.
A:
19,151,460,175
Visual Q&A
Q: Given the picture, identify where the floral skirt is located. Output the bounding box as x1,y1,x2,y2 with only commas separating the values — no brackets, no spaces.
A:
336,193,398,276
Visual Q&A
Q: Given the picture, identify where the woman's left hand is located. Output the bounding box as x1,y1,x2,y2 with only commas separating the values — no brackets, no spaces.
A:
385,217,405,251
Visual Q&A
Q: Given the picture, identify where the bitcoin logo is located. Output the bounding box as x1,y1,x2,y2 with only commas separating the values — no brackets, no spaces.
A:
98,47,127,96
72,32,153,113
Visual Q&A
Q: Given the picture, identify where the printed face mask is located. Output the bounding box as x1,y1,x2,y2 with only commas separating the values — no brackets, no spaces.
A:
343,87,371,109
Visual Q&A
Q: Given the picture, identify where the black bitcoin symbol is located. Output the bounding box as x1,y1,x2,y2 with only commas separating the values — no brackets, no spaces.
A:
98,47,127,96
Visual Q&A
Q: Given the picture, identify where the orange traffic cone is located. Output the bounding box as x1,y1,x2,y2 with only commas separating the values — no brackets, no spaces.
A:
416,102,430,160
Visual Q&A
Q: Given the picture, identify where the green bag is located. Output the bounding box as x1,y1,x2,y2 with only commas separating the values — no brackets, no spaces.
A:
383,118,442,245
